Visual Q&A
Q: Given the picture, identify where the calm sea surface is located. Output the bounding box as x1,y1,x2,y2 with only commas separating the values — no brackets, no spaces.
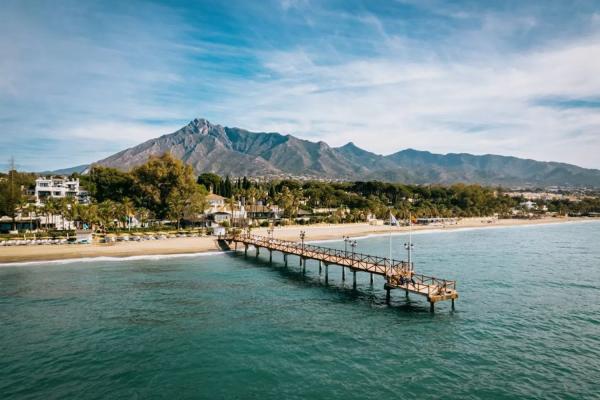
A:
1,222,599,399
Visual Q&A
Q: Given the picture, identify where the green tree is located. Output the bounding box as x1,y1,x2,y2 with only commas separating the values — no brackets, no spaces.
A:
88,166,134,202
132,153,200,220
197,173,222,193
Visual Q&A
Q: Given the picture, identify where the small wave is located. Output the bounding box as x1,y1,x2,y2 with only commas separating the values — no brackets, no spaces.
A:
0,251,229,267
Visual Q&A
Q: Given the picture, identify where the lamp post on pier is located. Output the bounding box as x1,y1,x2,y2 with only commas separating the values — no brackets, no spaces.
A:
404,241,414,271
300,230,306,269
343,236,350,256
350,240,358,289
300,230,306,253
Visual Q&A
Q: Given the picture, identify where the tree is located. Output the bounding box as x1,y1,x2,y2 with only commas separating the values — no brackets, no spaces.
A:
98,200,119,231
132,153,200,220
76,203,98,230
222,176,233,197
63,198,78,230
0,167,25,231
88,166,134,203
197,173,222,193
120,198,135,230
135,207,152,228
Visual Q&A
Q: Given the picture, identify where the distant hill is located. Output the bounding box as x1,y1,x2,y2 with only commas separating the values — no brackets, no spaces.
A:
91,118,600,187
40,164,89,176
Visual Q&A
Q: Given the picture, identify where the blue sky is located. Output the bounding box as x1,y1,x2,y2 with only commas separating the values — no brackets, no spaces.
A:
2,0,600,171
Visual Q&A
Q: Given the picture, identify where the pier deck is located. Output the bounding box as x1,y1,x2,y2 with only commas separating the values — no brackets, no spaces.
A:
224,234,458,311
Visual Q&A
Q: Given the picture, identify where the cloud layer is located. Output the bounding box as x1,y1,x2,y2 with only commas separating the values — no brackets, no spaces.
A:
1,0,600,170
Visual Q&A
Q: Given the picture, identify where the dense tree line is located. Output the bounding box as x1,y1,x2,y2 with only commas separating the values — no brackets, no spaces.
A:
3,154,600,233
193,176,524,219
86,154,208,228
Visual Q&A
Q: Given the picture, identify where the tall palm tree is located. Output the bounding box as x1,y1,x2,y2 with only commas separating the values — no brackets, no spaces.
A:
44,197,58,231
64,198,77,230
121,198,135,230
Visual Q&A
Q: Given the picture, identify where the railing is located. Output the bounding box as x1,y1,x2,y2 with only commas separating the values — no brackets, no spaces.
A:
229,234,411,276
226,233,457,299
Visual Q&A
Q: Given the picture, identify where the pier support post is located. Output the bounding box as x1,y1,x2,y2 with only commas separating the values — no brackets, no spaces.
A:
284,254,288,266
244,245,248,257
302,259,306,274
370,273,373,285
385,288,391,304
319,260,322,274
451,299,455,310
429,301,435,313
299,256,303,266
325,264,329,284
255,247,260,258
342,267,346,281
352,270,357,290
269,250,273,263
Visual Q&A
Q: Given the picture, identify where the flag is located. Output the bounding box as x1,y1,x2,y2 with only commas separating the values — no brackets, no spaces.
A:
390,213,398,226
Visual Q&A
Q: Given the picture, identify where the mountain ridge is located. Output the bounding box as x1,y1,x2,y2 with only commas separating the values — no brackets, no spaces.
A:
87,118,600,187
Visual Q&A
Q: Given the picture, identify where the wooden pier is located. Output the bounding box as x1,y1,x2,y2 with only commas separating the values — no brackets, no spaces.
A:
222,234,458,312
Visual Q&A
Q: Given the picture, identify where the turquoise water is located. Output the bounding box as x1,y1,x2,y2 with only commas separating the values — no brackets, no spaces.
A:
1,222,599,399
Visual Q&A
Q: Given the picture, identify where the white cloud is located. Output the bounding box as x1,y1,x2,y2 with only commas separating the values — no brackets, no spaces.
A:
1,0,600,171
214,32,600,168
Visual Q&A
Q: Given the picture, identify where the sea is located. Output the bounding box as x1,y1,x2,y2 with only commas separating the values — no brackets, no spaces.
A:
1,221,599,399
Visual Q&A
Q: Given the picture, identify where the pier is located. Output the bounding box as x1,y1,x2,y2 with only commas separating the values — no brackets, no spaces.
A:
222,234,458,312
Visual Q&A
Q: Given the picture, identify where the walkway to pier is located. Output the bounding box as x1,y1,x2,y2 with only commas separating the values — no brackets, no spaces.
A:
222,234,458,311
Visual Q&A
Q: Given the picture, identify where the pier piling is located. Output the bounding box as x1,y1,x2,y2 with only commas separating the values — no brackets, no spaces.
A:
226,234,458,311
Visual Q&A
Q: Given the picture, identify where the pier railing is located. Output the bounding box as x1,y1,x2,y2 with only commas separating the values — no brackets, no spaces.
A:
224,233,458,307
230,233,412,275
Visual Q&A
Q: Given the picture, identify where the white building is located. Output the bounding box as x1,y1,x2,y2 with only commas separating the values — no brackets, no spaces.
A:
34,176,86,205
207,193,226,208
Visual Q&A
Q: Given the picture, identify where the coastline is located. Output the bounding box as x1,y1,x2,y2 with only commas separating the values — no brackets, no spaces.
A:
0,217,596,265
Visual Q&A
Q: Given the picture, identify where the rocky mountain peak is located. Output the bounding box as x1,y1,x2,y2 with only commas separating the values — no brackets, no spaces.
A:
187,118,212,134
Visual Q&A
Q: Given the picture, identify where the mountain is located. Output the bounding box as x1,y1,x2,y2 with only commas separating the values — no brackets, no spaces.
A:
40,164,89,176
92,118,600,187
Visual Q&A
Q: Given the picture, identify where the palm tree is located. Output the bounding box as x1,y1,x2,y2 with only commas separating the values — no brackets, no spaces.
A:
135,207,151,229
64,198,77,230
98,200,117,232
44,197,58,231
121,198,135,230
227,195,236,227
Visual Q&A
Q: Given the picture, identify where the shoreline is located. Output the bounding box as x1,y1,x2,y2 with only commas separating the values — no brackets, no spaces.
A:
0,217,597,266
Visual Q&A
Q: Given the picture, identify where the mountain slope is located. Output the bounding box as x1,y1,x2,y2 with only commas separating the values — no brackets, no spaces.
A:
92,118,600,187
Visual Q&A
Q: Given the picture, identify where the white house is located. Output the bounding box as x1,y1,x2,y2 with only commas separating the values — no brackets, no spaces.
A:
34,176,86,205
520,200,537,210
207,193,226,208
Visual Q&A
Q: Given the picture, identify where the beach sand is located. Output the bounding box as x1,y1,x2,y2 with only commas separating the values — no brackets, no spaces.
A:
0,217,591,264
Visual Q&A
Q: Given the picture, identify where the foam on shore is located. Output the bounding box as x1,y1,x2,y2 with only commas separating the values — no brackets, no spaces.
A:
0,250,229,268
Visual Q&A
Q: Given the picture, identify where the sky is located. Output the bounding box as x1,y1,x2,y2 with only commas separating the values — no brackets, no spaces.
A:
1,0,600,171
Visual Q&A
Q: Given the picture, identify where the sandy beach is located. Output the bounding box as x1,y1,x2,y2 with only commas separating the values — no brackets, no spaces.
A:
0,217,593,264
